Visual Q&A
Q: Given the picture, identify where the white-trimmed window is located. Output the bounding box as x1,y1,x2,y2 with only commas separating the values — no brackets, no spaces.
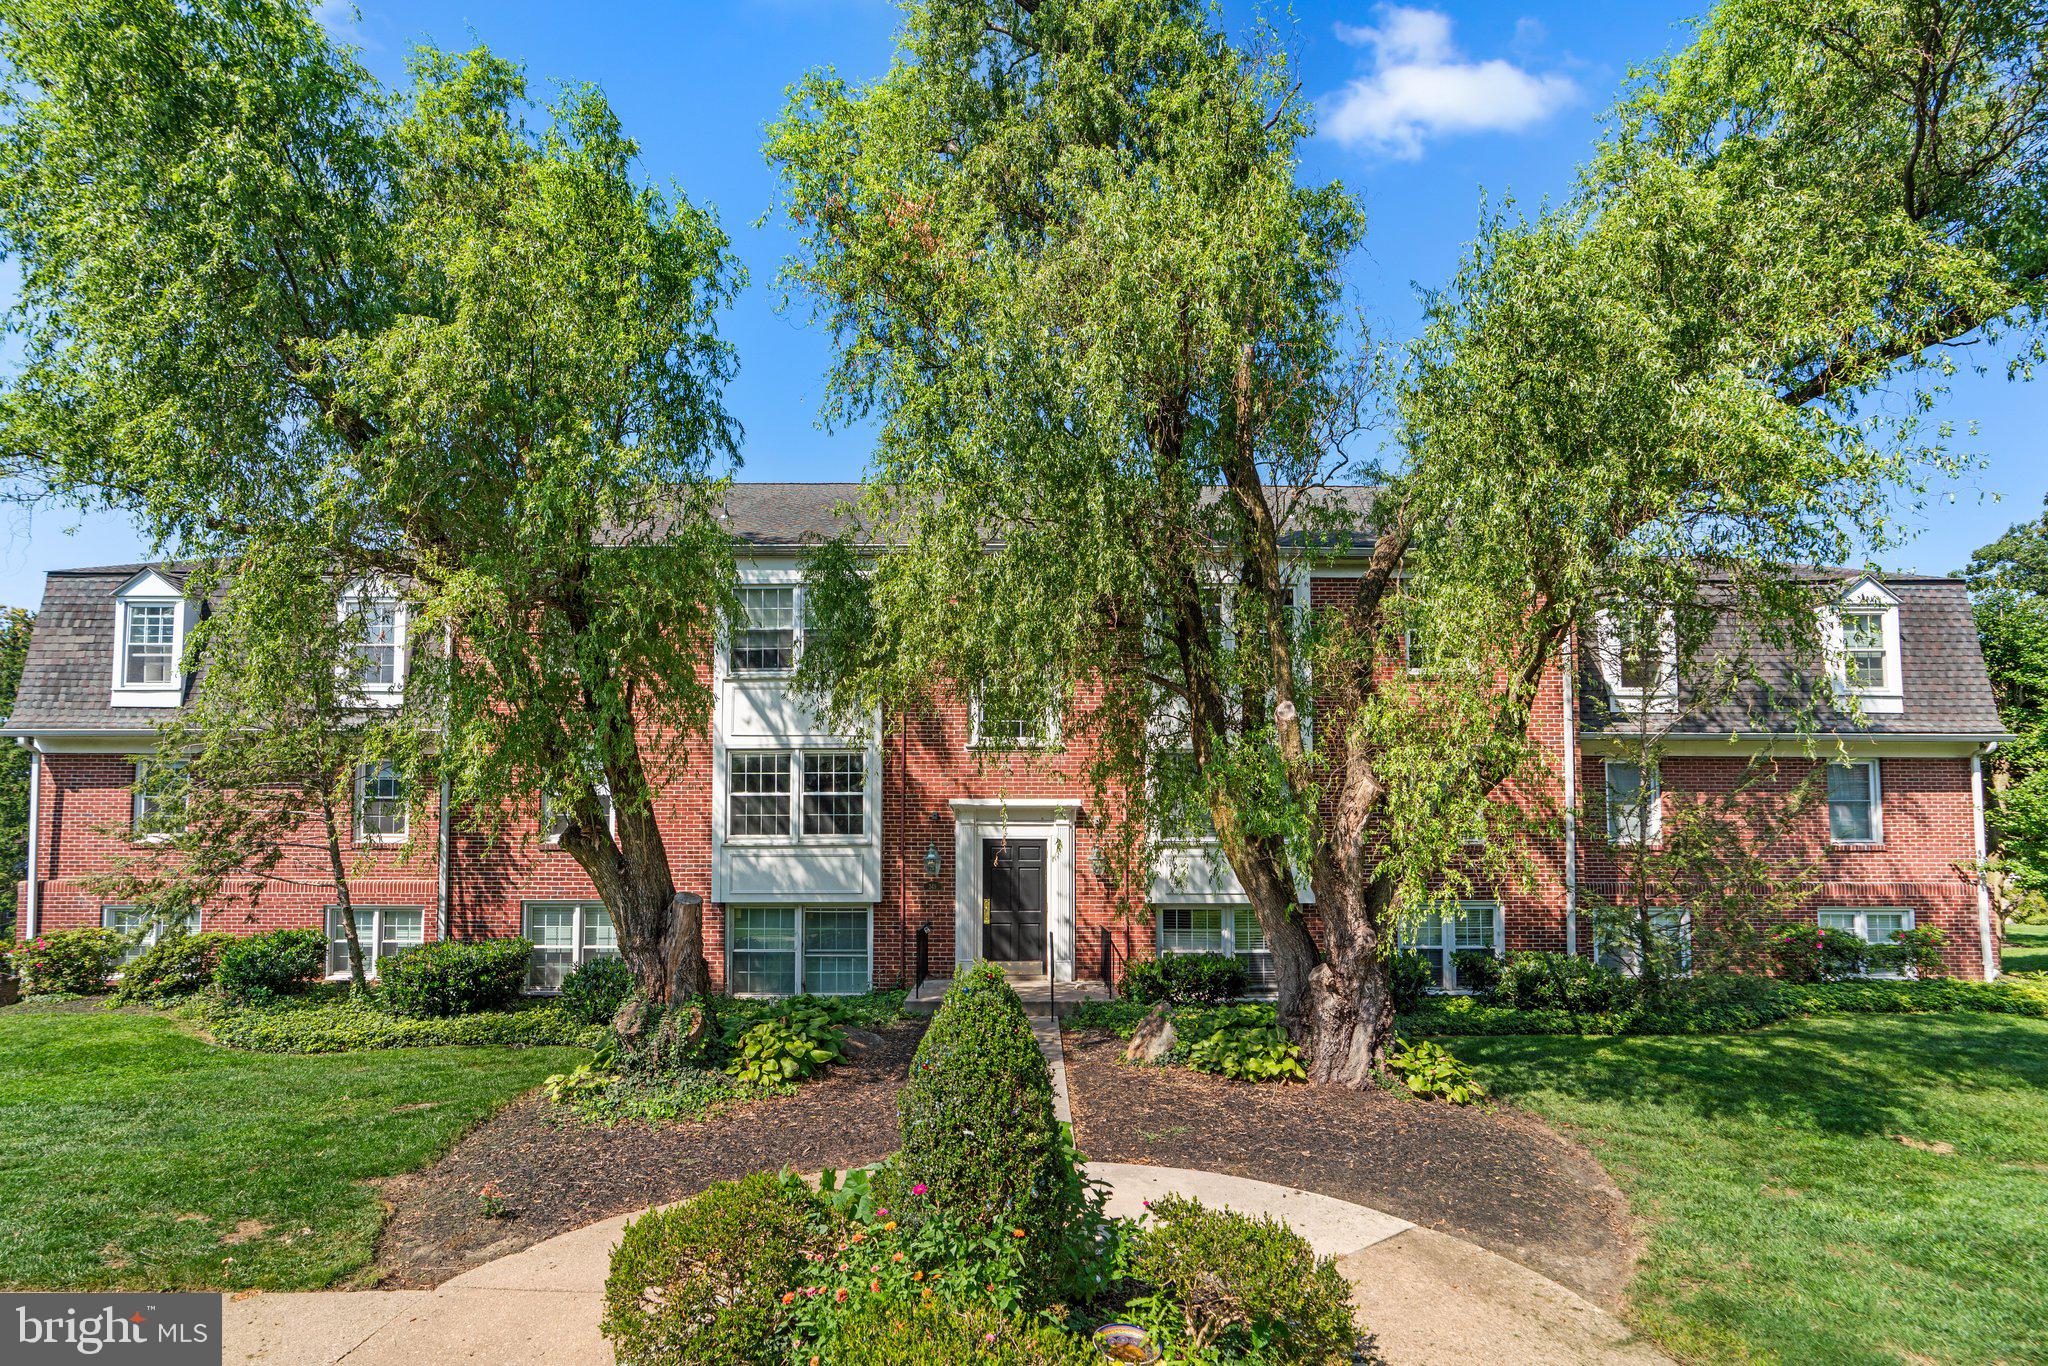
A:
355,761,408,843
324,905,423,977
1827,761,1882,845
1595,606,1675,710
103,904,200,966
122,602,178,686
726,749,867,842
1156,905,1274,992
523,901,619,991
1604,760,1661,845
1405,901,1504,991
732,586,798,673
540,785,615,846
343,595,406,696
727,905,872,996
1818,907,1914,978
1841,612,1886,689
1598,908,1693,976
131,758,188,840
970,689,1060,749
1824,578,1904,712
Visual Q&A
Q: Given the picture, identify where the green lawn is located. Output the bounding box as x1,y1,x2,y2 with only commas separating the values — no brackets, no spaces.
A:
0,1001,581,1290
1459,1014,2048,1365
2003,921,2048,975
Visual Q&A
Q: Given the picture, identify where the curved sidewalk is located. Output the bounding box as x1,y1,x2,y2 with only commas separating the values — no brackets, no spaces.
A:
221,1163,1668,1365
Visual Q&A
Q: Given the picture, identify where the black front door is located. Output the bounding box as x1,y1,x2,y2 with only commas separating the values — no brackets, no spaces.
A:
982,838,1048,964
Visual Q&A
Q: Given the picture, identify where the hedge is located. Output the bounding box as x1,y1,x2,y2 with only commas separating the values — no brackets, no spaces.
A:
377,937,532,1018
192,995,608,1053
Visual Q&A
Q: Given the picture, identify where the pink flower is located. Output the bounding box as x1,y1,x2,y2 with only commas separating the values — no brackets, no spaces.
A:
911,1183,928,1196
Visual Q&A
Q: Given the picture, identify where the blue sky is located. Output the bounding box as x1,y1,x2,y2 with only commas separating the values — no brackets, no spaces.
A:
2,0,2041,608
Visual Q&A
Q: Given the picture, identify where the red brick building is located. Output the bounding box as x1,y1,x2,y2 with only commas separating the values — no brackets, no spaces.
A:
5,485,2011,988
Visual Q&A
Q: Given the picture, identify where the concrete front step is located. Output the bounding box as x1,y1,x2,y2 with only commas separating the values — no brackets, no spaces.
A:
902,973,1113,1017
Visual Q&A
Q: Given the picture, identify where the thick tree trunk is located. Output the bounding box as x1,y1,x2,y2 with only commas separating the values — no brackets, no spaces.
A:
320,797,368,992
561,754,711,1006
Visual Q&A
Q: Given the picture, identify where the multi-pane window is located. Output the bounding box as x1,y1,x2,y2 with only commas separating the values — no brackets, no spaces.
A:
1597,908,1692,975
122,602,178,686
350,599,402,691
1614,609,1663,692
801,753,867,837
1827,761,1881,844
523,902,619,991
540,785,614,846
1155,906,1273,993
1818,907,1913,977
1404,901,1501,991
131,758,188,839
356,761,408,842
727,750,867,841
324,905,422,976
103,905,200,966
1842,611,1887,688
1604,760,1660,845
727,906,871,996
728,753,793,837
732,586,797,673
971,689,1058,749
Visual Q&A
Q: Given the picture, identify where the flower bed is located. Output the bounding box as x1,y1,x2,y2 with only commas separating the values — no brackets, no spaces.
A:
601,965,1369,1364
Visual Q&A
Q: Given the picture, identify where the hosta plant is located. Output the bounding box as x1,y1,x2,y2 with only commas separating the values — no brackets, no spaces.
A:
726,1011,845,1086
1384,1038,1488,1105
1186,1019,1307,1083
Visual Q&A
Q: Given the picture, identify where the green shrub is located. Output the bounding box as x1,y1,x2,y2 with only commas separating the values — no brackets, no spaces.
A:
889,963,1067,1274
111,931,233,1003
1384,1038,1488,1104
1866,926,1949,977
821,1294,1095,1365
1386,951,1439,1011
601,1173,832,1365
376,937,531,1018
1186,1016,1307,1082
726,1007,844,1086
1767,924,1868,983
194,994,607,1052
558,956,635,1025
19,928,125,995
1451,948,1502,997
1120,952,1248,1005
551,1065,760,1125
1633,973,1795,1032
1491,950,1636,1013
1785,975,2048,1019
1119,1194,1364,1364
212,928,325,1003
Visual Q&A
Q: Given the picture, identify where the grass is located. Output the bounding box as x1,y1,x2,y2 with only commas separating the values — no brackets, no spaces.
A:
1458,1014,2048,1365
0,1000,582,1291
2003,920,2048,975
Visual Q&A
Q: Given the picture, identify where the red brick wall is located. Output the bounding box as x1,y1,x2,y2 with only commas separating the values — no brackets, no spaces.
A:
1576,752,1988,977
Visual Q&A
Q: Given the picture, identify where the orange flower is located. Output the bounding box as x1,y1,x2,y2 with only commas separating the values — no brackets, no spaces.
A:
834,1288,848,1303
881,1220,897,1231
1011,1228,1026,1238
780,1291,795,1306
850,1232,866,1244
869,1279,881,1294
891,1252,905,1263
911,1270,924,1281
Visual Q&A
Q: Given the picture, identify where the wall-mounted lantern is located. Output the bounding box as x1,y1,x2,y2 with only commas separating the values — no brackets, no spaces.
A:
923,842,944,883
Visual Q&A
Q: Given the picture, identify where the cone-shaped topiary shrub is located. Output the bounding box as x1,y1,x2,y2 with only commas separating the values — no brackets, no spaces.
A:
888,962,1066,1264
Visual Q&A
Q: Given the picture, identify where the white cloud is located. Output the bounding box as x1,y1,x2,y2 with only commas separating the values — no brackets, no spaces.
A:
1323,6,1578,159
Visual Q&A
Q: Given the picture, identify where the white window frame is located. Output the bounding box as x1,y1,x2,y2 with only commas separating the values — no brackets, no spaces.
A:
1818,906,1917,979
1154,905,1275,995
968,689,1063,750
722,747,870,845
1822,578,1904,714
1604,759,1662,846
354,760,409,844
103,904,201,967
1598,907,1693,976
130,757,188,843
1827,759,1883,846
725,904,874,997
539,784,616,847
324,904,425,979
1403,900,1505,992
1593,607,1677,712
521,900,620,992
729,583,804,676
110,571,192,708
339,590,408,703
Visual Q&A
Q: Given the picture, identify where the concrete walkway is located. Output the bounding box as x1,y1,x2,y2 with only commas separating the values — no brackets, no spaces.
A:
222,1162,1667,1365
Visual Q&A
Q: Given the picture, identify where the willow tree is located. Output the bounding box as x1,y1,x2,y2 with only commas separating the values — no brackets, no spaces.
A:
0,0,740,1002
773,0,2044,1083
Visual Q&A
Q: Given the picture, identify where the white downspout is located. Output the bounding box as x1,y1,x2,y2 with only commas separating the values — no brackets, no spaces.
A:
436,619,454,943
1562,643,1578,958
1973,745,1998,982
21,741,40,940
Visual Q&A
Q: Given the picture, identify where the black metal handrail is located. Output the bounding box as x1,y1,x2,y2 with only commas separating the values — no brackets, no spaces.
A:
914,924,930,996
1097,926,1125,994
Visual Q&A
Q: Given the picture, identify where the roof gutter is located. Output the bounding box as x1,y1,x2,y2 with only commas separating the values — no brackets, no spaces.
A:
19,739,39,940
1579,729,2016,745
1974,741,2000,982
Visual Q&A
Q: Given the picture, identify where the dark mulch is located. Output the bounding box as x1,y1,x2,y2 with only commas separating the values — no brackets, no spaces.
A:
373,1020,925,1287
1063,1029,1637,1304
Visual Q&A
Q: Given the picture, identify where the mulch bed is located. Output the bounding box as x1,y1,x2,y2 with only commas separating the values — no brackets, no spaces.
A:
372,1020,925,1288
1062,1029,1637,1304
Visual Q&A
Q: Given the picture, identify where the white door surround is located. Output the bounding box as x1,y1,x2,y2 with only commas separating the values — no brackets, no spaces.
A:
950,798,1079,982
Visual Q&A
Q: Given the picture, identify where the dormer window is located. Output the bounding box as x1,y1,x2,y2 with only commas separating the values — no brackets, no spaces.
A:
340,589,406,702
1825,578,1903,714
1595,606,1675,711
110,569,193,708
